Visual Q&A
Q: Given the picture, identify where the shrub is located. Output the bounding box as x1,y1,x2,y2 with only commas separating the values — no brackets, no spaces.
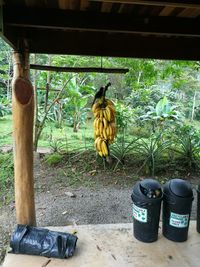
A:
134,133,170,176
172,125,200,169
44,153,64,166
110,129,139,170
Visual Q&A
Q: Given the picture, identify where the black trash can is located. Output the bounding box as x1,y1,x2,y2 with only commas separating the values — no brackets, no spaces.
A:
131,179,163,243
162,179,193,242
197,185,200,233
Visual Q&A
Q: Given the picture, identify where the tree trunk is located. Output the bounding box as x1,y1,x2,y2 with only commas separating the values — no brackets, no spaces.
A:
45,55,52,113
33,54,38,152
6,51,12,99
191,90,196,121
73,113,80,132
12,51,36,226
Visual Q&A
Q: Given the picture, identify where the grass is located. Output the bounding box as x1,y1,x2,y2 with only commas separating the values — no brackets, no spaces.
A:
43,150,140,189
0,152,14,205
0,115,94,150
1,115,200,190
0,115,13,146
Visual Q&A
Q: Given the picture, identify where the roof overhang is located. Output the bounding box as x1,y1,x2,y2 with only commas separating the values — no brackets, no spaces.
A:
1,1,200,60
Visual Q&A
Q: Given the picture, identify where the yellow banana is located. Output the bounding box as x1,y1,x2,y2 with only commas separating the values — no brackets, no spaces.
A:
99,121,104,136
92,103,99,113
101,141,108,156
94,111,100,118
103,117,108,128
108,105,115,116
98,151,103,157
105,106,111,121
95,127,100,136
98,138,102,152
105,99,114,106
95,137,102,152
96,118,100,129
94,137,100,149
100,109,104,120
92,96,116,157
106,125,110,136
108,124,113,140
102,109,108,121
103,127,108,139
94,118,99,129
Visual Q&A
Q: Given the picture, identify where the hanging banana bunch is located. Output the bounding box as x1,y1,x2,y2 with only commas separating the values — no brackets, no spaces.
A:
92,83,116,158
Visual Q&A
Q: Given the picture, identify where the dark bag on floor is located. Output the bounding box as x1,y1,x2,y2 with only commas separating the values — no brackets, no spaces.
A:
10,224,78,259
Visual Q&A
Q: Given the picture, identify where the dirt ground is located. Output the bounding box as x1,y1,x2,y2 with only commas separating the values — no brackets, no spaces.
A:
0,151,199,264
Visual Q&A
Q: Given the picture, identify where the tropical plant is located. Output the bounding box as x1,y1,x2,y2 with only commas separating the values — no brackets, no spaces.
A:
64,76,94,132
115,101,135,132
110,129,139,170
134,133,170,176
138,96,182,133
172,125,200,169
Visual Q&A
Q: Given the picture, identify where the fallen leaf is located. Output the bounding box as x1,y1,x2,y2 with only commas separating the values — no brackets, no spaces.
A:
62,211,67,215
111,254,116,260
65,191,76,198
89,170,97,175
96,245,102,251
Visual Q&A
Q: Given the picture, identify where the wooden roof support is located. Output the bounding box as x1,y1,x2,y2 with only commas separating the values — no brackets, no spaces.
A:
30,64,129,74
3,7,200,60
4,8,200,38
9,30,200,60
12,51,36,226
91,0,200,9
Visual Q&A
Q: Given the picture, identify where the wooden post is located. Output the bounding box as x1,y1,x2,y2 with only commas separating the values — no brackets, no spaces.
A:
12,51,36,226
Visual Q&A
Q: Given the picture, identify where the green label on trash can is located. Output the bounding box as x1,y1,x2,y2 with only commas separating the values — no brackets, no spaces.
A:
133,204,147,223
169,212,189,228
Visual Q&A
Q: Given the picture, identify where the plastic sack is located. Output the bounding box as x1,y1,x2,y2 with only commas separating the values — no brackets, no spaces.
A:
10,224,78,259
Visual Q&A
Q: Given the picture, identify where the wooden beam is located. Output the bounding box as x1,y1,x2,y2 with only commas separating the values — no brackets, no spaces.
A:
12,30,200,60
37,87,61,92
30,64,129,74
101,2,113,12
12,51,36,226
80,0,89,10
159,6,175,16
91,0,200,9
3,7,200,60
4,7,200,38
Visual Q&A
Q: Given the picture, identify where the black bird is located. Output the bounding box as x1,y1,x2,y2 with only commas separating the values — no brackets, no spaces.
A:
91,87,104,106
91,82,111,106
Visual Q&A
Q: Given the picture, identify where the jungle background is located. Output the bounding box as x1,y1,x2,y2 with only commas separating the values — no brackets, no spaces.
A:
1,37,200,263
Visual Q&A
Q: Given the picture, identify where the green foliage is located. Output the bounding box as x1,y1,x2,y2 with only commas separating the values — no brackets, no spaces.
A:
115,101,134,131
0,38,12,99
138,96,182,134
172,126,200,169
44,153,64,166
134,133,170,176
0,97,11,117
110,129,139,170
0,153,14,199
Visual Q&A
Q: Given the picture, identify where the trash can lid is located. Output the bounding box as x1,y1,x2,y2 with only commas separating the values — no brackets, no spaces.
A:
140,179,162,198
169,179,193,197
140,179,161,191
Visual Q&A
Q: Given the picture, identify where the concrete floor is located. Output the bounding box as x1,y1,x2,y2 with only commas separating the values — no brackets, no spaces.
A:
3,222,200,267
